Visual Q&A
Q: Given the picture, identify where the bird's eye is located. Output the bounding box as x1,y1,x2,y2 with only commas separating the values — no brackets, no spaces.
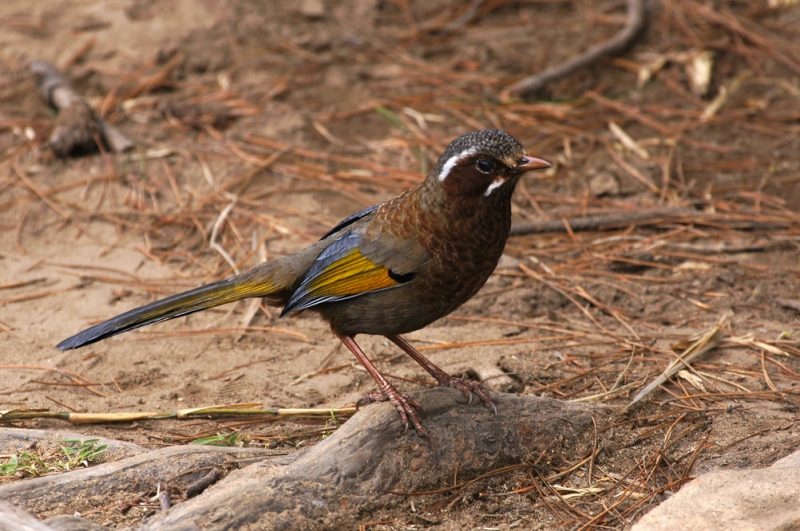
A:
475,159,494,174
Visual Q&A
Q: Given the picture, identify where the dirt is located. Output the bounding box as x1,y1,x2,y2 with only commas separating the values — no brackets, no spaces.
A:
1,0,799,529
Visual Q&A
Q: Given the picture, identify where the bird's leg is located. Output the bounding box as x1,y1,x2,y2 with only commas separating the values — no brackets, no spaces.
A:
336,333,427,436
387,334,497,414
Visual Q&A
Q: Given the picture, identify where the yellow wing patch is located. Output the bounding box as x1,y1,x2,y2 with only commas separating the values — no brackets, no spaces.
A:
303,248,398,297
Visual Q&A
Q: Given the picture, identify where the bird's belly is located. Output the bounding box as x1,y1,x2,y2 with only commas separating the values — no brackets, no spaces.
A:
314,288,444,336
315,262,494,337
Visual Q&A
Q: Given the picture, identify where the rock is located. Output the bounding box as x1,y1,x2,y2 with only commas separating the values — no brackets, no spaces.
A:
589,172,620,197
631,449,800,531
297,0,324,19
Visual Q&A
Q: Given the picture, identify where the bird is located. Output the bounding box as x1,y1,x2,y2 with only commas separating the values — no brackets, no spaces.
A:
57,129,551,435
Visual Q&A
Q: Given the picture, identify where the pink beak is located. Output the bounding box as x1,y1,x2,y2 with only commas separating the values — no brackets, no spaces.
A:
515,155,552,173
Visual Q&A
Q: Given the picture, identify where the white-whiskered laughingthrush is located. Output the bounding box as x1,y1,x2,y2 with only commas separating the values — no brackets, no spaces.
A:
57,129,551,435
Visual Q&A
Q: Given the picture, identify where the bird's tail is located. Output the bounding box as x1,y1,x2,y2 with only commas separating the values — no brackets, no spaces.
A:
57,268,291,351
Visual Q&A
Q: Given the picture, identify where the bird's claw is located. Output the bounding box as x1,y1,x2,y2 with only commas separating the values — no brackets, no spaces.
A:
436,375,497,414
390,392,427,437
357,388,428,437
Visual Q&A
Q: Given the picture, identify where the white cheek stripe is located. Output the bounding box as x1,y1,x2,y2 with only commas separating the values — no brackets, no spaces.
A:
484,178,505,196
438,147,478,182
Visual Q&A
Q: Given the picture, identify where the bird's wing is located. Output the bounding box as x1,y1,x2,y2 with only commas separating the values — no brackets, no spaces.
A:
319,204,381,240
281,229,427,315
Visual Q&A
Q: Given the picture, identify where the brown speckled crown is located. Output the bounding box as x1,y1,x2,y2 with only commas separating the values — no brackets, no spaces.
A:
431,129,526,176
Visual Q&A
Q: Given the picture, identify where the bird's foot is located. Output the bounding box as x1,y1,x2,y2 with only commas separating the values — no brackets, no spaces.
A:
435,375,497,414
387,391,427,437
356,389,427,437
384,335,497,414
355,391,385,409
337,334,428,437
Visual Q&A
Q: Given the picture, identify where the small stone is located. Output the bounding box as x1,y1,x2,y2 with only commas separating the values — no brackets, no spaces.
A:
496,253,522,269
298,0,325,19
589,172,619,197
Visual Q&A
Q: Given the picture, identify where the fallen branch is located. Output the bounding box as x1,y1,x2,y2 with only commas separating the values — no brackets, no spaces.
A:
509,208,790,236
30,61,134,156
0,403,356,424
502,0,646,100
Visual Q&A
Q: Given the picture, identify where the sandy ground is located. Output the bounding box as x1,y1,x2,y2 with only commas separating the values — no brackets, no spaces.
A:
1,1,799,529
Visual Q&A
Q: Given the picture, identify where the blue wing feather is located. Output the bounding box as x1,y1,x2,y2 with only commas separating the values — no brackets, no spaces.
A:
282,231,415,316
283,232,367,315
283,203,420,316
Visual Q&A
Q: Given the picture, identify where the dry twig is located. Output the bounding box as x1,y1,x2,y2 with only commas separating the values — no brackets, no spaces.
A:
30,61,134,155
626,318,726,411
502,0,646,99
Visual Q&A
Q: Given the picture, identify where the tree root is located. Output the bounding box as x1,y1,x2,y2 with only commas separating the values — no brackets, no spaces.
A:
1,389,606,531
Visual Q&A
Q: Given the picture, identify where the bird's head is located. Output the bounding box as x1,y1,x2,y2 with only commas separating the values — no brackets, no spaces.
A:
430,129,551,201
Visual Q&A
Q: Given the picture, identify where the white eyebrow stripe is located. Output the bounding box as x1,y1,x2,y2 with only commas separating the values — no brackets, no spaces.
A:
438,147,478,182
484,178,505,196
